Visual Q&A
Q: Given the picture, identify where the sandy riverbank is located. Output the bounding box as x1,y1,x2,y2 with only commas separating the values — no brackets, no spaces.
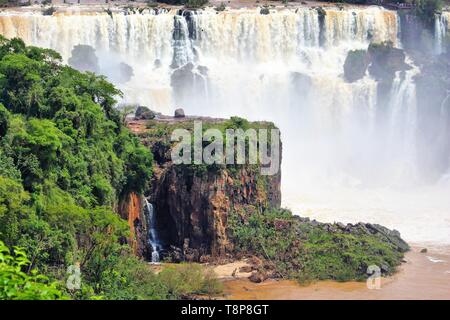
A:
221,246,450,299
146,245,450,300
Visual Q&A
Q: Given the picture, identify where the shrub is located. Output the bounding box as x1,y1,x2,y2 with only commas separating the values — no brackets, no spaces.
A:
415,0,443,28
228,208,405,282
0,240,67,300
89,255,222,300
0,37,153,299
147,1,160,8
185,0,208,9
158,263,222,298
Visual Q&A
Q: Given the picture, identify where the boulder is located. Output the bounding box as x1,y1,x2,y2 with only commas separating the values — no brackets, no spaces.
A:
344,49,369,82
171,63,209,106
336,222,346,230
364,223,410,252
249,256,263,268
184,248,199,262
171,63,195,87
174,108,185,118
260,7,270,15
117,62,134,83
381,264,390,274
249,271,268,283
368,41,411,82
135,106,156,120
167,245,183,262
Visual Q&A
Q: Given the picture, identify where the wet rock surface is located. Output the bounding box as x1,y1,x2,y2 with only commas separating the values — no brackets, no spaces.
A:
368,41,411,82
135,106,158,120
174,108,185,118
344,49,370,82
130,116,281,262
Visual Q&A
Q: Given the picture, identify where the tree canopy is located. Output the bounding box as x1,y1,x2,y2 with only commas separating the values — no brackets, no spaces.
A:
0,37,153,299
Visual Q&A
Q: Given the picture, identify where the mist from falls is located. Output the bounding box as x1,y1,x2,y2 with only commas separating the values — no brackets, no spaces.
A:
2,6,450,245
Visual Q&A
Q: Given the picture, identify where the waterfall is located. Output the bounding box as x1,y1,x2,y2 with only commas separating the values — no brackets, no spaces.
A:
0,6,398,112
144,199,160,263
172,14,195,68
438,90,450,185
0,9,176,111
1,6,449,244
385,61,420,184
435,12,450,54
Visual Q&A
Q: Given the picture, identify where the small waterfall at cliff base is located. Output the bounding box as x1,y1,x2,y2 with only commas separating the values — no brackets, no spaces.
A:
144,199,160,263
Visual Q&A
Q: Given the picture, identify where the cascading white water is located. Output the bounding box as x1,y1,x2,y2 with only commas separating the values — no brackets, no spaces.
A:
1,6,449,245
434,12,450,54
384,59,419,184
144,199,160,263
0,8,176,111
437,87,450,185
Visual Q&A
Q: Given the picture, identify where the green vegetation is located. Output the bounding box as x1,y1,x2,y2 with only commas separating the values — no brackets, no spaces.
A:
157,264,223,298
185,0,209,8
140,116,277,178
0,0,30,7
0,37,223,300
0,239,221,300
147,1,161,9
229,208,406,282
414,0,443,28
0,36,167,300
78,253,222,300
0,240,67,300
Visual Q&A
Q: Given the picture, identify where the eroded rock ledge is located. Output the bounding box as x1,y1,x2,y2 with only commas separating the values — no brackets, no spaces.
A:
127,113,281,262
123,111,409,282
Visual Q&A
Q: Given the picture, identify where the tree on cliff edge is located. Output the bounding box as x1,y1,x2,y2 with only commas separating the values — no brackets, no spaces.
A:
0,36,153,299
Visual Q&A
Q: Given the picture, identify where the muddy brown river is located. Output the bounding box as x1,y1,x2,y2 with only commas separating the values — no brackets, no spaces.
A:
223,247,450,300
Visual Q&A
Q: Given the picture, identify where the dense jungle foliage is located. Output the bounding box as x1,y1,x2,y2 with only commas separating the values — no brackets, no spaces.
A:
0,37,221,300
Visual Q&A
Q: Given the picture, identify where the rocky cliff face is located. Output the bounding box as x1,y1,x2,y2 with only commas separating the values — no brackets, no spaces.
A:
118,192,148,257
127,116,282,262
